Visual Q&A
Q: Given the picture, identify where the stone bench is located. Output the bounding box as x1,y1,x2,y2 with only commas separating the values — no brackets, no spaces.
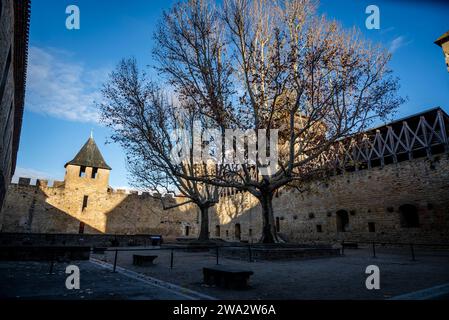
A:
342,242,358,249
203,266,254,290
92,247,107,254
133,254,158,266
150,236,162,246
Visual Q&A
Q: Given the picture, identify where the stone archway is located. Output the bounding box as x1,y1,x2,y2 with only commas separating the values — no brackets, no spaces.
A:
215,225,221,237
336,210,349,232
234,223,241,240
399,204,419,228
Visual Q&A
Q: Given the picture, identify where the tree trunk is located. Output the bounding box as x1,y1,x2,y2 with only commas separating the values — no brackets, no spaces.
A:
259,192,281,243
197,206,210,241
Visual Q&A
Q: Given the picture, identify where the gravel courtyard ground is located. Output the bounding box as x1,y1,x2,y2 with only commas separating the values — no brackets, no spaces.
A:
0,259,191,299
0,245,448,300
96,245,449,300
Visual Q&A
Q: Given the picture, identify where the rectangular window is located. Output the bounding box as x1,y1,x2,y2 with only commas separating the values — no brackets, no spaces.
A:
91,167,98,179
79,166,86,177
316,225,323,233
368,222,376,233
82,195,88,211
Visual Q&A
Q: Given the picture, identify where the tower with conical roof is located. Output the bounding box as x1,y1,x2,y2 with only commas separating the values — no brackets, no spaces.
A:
435,30,449,72
64,136,112,192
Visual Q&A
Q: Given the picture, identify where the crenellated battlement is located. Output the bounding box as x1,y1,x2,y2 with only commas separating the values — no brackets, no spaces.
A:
1,133,198,236
11,177,178,202
13,177,63,188
2,177,198,236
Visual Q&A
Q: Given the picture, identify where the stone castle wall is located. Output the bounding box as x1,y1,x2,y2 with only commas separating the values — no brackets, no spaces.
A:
1,155,449,245
0,0,17,225
0,0,30,228
0,179,199,239
209,155,449,244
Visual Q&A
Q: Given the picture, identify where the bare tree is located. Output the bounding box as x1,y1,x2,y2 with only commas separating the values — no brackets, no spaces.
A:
99,58,222,241
153,0,404,243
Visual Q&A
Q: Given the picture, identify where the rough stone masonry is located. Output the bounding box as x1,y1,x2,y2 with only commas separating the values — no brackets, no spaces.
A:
0,108,448,244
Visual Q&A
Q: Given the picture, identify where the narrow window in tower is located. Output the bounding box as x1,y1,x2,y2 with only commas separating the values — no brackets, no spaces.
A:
91,167,98,179
82,195,88,211
79,166,86,177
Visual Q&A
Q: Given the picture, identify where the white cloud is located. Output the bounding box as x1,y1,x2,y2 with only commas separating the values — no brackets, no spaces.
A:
380,26,395,35
25,46,109,123
389,36,412,54
12,167,60,184
110,186,134,192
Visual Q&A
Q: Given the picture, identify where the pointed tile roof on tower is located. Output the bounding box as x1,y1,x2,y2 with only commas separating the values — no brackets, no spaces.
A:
65,137,112,170
435,30,449,47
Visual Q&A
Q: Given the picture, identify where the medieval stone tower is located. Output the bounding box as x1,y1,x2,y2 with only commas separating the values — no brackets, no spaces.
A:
59,135,113,233
0,134,199,236
435,30,449,72
64,135,112,193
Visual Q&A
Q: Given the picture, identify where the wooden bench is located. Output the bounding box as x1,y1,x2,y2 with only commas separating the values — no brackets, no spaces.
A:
133,254,158,266
203,266,254,290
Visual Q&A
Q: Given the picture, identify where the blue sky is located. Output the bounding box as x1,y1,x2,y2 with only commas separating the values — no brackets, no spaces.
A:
15,0,449,188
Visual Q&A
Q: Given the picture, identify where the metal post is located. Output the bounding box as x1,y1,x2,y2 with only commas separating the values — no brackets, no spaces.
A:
170,249,174,269
48,252,55,275
410,243,416,261
248,244,252,262
216,246,219,265
372,242,376,258
341,241,345,256
113,249,118,273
